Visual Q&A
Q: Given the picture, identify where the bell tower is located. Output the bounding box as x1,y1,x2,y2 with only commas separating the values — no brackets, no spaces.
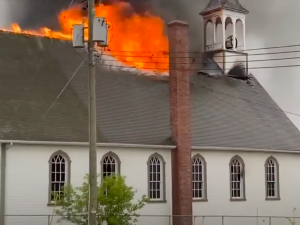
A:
200,0,249,76
200,0,248,51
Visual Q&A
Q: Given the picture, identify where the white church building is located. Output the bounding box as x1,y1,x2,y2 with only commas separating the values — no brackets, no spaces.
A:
1,0,300,225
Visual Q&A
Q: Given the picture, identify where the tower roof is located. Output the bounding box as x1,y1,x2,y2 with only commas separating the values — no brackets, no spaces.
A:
200,0,249,15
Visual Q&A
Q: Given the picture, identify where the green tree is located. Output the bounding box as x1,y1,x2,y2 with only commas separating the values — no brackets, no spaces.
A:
55,174,148,225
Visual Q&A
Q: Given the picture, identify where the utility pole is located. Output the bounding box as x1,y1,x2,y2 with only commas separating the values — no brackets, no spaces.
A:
87,0,97,224
72,2,107,225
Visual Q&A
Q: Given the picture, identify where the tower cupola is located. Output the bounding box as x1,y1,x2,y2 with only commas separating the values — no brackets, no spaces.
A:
200,0,249,52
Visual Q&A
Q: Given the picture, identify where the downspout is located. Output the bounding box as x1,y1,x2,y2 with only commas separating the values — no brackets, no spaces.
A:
0,143,7,225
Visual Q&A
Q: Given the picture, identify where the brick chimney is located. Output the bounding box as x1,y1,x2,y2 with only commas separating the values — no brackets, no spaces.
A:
168,20,193,225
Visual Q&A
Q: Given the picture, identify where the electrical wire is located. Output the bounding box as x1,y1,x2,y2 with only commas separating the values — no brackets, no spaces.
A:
27,56,87,138
97,55,300,65
99,49,300,58
98,61,300,71
44,58,86,115
68,0,75,9
54,18,300,117
68,0,78,9
198,84,300,117
95,57,300,119
105,43,300,54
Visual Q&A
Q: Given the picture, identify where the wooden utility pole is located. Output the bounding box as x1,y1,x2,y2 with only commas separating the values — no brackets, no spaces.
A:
87,0,97,224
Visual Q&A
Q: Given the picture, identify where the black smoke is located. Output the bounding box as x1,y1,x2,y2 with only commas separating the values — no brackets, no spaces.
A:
14,0,206,51
10,0,70,29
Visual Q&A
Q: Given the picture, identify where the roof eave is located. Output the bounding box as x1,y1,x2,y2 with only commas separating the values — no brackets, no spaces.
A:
200,7,222,16
0,140,176,149
223,6,249,14
192,146,300,154
200,6,249,16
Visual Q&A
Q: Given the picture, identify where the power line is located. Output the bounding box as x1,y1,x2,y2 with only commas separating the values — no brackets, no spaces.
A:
99,49,300,59
68,0,75,8
45,58,86,115
105,43,300,54
99,55,300,65
99,61,300,71
197,84,300,118
28,56,86,138
99,58,300,118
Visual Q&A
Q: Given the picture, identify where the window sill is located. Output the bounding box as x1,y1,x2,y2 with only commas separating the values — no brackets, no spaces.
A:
265,197,281,201
193,198,208,202
230,198,246,202
47,203,63,207
148,200,167,204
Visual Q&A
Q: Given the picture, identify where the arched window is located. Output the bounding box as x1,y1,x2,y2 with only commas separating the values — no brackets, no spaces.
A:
192,154,207,201
147,153,166,202
265,156,280,200
205,19,213,50
229,156,246,200
100,152,121,180
48,150,71,204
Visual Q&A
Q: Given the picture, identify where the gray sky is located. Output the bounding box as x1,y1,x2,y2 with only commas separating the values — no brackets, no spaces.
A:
1,0,300,128
241,0,300,129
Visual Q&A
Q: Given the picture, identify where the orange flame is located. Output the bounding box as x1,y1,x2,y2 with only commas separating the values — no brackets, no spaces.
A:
1,2,169,72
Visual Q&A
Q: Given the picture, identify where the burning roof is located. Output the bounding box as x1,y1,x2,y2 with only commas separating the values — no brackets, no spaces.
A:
1,31,300,150
1,2,300,150
0,2,169,73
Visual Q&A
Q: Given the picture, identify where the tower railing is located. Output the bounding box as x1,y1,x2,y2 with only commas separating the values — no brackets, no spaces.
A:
206,42,222,51
206,43,244,51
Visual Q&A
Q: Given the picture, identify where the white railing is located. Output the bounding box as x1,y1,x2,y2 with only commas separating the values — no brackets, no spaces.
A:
206,44,214,50
214,42,223,49
206,43,244,51
237,45,244,51
206,42,223,51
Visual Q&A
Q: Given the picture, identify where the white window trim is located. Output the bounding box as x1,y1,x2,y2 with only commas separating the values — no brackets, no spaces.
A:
147,153,166,203
229,155,246,201
192,154,207,201
48,150,71,206
265,156,280,200
100,151,121,182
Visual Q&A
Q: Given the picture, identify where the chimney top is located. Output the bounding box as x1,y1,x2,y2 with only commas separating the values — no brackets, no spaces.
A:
168,20,189,27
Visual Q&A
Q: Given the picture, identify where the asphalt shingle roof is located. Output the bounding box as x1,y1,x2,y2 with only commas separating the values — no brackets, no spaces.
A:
0,32,300,150
200,0,249,15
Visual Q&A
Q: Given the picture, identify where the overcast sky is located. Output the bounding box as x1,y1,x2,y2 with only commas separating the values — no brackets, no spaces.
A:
240,0,300,129
0,0,299,129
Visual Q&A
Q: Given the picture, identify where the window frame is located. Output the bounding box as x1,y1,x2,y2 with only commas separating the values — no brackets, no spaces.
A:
229,155,246,201
100,151,121,182
48,150,71,206
147,153,166,203
265,156,280,200
192,154,208,202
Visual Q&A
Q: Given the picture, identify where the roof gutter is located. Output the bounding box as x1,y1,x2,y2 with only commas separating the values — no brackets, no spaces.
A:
192,146,300,154
1,140,297,153
0,140,175,149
